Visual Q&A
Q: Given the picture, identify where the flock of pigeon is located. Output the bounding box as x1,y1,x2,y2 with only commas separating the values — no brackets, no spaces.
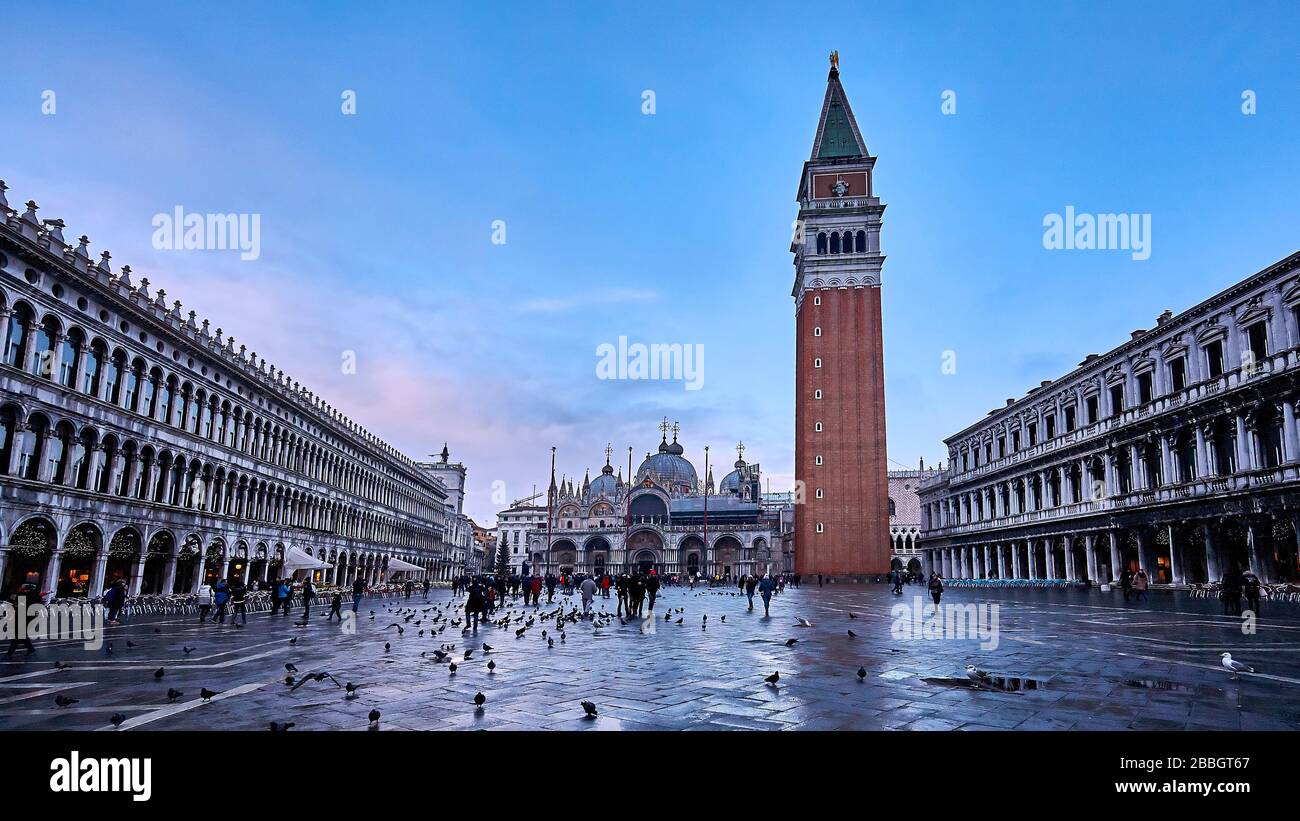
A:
45,588,1261,730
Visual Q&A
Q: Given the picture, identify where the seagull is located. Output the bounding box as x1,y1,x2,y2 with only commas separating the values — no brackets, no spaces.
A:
966,665,990,685
581,700,598,718
794,617,814,628
1221,652,1254,679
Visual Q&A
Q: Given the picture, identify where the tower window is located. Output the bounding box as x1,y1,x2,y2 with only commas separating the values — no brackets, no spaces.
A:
829,233,841,254
814,357,822,368
814,327,822,337
813,295,821,306
815,488,824,499
815,455,823,465
816,232,827,254
814,421,823,432
814,389,823,399
815,522,824,533
855,230,866,253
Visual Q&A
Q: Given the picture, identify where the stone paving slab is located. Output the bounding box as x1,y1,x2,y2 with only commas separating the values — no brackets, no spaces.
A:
2,585,1299,731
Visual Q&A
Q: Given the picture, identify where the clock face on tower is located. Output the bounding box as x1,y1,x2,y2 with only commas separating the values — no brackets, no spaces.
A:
831,178,849,197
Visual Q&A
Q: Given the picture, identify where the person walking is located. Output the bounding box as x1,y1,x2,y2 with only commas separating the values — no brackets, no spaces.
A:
646,572,660,612
1221,566,1243,616
423,579,431,601
1133,569,1149,603
5,582,39,656
327,591,343,621
928,572,944,606
351,575,367,614
579,575,598,616
757,573,777,617
276,578,293,616
544,573,557,604
301,577,315,618
1120,568,1134,602
745,574,758,611
1243,570,1262,615
891,569,904,595
466,578,485,633
230,579,249,626
530,574,542,606
601,573,611,599
212,579,230,624
196,580,214,623
103,578,127,625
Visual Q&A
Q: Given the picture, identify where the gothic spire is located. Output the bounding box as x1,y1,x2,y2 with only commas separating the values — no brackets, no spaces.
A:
810,51,868,161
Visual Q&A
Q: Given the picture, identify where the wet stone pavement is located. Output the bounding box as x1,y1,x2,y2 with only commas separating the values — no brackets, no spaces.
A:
2,583,1299,731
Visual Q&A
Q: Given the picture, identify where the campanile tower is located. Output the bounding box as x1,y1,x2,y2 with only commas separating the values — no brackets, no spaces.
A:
792,53,890,577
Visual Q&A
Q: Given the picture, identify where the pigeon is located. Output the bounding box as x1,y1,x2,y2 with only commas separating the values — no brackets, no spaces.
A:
847,630,857,638
784,639,798,647
1221,652,1254,679
482,643,493,652
849,612,857,619
289,637,298,645
200,688,220,701
183,646,195,655
127,641,136,649
581,700,598,718
473,691,486,708
167,688,183,701
344,682,361,698
153,667,165,680
464,649,474,660
54,694,78,707
764,671,780,686
269,721,295,731
110,713,127,727
384,643,391,652
285,675,296,686
449,663,458,674
487,660,496,672
547,638,555,648
54,661,66,671
368,709,381,726
285,663,298,673
857,667,867,681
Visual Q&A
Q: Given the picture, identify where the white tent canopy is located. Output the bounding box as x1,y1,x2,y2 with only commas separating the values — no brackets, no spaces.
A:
281,546,333,575
384,557,425,575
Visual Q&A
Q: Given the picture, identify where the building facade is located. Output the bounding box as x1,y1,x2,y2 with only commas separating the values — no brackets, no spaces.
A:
514,429,781,579
889,463,942,573
918,251,1300,587
417,445,476,576
792,55,891,577
495,501,547,574
0,182,457,597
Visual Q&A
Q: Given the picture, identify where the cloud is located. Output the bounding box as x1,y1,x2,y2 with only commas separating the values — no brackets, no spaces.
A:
513,288,659,314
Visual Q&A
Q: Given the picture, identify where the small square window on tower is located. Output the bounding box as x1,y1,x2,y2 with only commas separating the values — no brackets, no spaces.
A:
814,295,821,306
814,357,822,368
815,488,824,499
814,327,822,336
814,421,823,431
814,389,823,399
815,455,823,465
815,522,825,533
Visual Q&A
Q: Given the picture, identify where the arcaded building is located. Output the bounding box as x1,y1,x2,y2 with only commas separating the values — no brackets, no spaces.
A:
918,251,1300,586
0,183,459,598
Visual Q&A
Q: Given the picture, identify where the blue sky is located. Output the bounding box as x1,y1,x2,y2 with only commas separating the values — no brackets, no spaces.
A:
3,1,1297,524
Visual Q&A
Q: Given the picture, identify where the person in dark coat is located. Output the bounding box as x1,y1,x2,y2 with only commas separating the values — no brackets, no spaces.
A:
5,583,39,656
757,574,777,617
1221,566,1244,616
103,578,128,624
1242,571,1262,614
928,572,944,606
212,579,230,624
230,580,249,626
301,577,315,617
544,573,557,603
327,591,343,621
351,576,366,613
465,579,486,632
745,574,759,611
646,572,661,612
1119,568,1134,602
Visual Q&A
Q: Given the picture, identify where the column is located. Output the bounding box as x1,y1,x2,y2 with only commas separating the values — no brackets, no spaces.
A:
1027,541,1038,579
88,552,108,599
1085,533,1099,582
1235,413,1252,473
218,557,230,583
996,544,1007,578
44,550,64,597
1247,521,1274,583
983,544,992,579
127,554,147,596
1012,542,1022,578
1202,523,1221,582
1160,433,1173,487
1064,537,1077,580
1166,524,1182,585
1196,420,1211,477
1108,531,1122,581
161,554,179,595
1284,401,1300,463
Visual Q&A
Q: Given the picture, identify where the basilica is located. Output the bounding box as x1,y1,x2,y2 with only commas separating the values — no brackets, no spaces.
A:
498,424,784,579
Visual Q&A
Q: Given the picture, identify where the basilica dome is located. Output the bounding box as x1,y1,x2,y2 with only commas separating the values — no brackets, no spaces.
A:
637,436,698,490
589,463,618,497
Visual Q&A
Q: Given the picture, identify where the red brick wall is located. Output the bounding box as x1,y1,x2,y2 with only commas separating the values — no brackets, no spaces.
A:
794,286,891,575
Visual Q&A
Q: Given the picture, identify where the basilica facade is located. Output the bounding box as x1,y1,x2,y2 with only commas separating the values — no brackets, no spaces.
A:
0,182,461,598
506,428,781,579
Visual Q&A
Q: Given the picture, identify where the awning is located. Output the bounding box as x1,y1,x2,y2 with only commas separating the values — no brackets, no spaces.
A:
281,546,333,574
384,557,426,575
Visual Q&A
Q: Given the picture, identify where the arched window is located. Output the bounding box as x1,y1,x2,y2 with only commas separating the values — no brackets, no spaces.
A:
0,406,19,476
123,358,143,410
829,232,841,254
83,341,105,396
815,232,827,254
842,231,854,252
888,497,897,516
4,308,31,367
18,415,47,480
59,331,81,388
855,230,866,253
158,377,176,424
32,316,58,378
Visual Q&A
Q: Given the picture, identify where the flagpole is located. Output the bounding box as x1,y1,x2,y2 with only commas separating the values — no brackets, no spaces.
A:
546,446,555,577
703,445,709,580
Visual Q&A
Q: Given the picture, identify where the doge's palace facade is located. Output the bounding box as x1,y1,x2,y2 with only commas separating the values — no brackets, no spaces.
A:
0,182,457,598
